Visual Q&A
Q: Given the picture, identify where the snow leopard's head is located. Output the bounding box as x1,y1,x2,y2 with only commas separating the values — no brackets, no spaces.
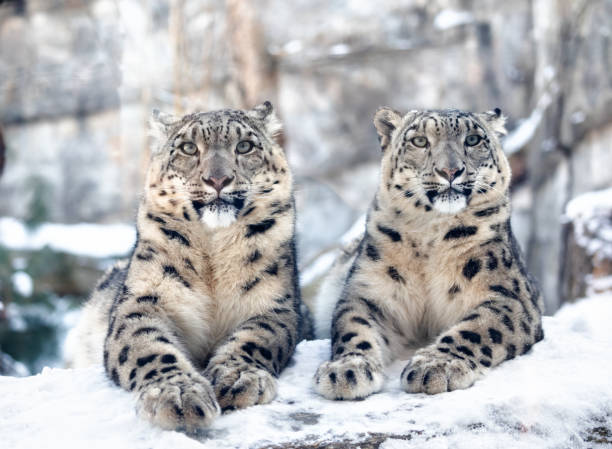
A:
145,102,290,228
374,107,509,215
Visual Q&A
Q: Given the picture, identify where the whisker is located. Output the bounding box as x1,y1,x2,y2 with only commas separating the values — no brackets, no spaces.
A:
471,180,507,199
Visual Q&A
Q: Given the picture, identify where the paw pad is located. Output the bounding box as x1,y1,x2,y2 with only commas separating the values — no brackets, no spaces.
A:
136,374,219,432
206,362,277,412
314,356,384,401
401,346,479,395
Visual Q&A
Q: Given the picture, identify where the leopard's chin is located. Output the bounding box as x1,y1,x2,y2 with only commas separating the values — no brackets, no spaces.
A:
191,196,245,228
200,208,237,228
431,189,468,214
433,197,466,214
198,200,238,228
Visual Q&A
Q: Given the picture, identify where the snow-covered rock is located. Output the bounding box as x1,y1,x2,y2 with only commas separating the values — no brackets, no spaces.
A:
562,188,612,301
1,294,612,448
564,188,612,262
0,217,135,258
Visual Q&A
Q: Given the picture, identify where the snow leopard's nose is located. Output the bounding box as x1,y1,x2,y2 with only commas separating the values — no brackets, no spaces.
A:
203,175,233,193
436,166,464,183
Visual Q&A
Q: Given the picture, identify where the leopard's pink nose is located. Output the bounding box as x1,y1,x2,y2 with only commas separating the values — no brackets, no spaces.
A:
203,176,233,193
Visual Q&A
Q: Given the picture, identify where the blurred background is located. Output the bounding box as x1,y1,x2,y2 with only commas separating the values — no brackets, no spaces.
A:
0,0,611,376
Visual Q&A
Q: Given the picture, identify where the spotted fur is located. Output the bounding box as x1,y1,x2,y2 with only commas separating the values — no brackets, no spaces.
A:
67,102,305,432
313,108,544,400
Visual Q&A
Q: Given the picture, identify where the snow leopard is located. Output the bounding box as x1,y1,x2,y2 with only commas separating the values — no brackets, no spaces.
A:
67,102,304,432
313,107,544,399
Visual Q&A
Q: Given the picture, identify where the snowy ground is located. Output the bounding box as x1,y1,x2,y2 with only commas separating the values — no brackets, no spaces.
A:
1,294,612,449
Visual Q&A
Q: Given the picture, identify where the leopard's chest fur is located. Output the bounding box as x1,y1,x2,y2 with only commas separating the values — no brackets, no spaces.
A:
133,209,294,367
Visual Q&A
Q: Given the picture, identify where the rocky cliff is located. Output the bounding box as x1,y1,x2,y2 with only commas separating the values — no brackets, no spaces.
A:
0,0,611,313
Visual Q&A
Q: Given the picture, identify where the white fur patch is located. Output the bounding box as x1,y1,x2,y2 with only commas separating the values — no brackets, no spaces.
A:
433,195,467,214
201,207,237,228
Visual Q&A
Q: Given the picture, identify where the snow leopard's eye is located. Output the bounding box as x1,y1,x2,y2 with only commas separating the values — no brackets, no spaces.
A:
465,135,482,147
236,140,254,155
180,142,197,155
411,136,428,148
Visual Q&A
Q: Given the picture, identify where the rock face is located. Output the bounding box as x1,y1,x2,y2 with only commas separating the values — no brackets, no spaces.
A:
520,0,612,312
0,0,610,312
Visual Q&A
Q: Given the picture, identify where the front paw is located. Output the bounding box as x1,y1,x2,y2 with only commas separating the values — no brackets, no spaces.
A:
401,347,478,394
314,356,384,400
136,373,220,432
205,362,277,413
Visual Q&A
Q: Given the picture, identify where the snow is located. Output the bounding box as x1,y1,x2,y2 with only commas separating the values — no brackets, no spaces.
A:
586,275,612,296
433,10,474,30
329,43,351,56
11,271,33,297
283,40,303,54
503,109,543,155
502,93,552,155
503,77,557,155
339,213,366,246
0,217,136,258
2,294,612,448
564,187,612,261
300,251,338,286
300,215,365,287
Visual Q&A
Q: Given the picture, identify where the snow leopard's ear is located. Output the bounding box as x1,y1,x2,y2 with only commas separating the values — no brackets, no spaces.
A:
149,109,180,153
374,106,402,152
478,108,507,136
247,101,282,139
